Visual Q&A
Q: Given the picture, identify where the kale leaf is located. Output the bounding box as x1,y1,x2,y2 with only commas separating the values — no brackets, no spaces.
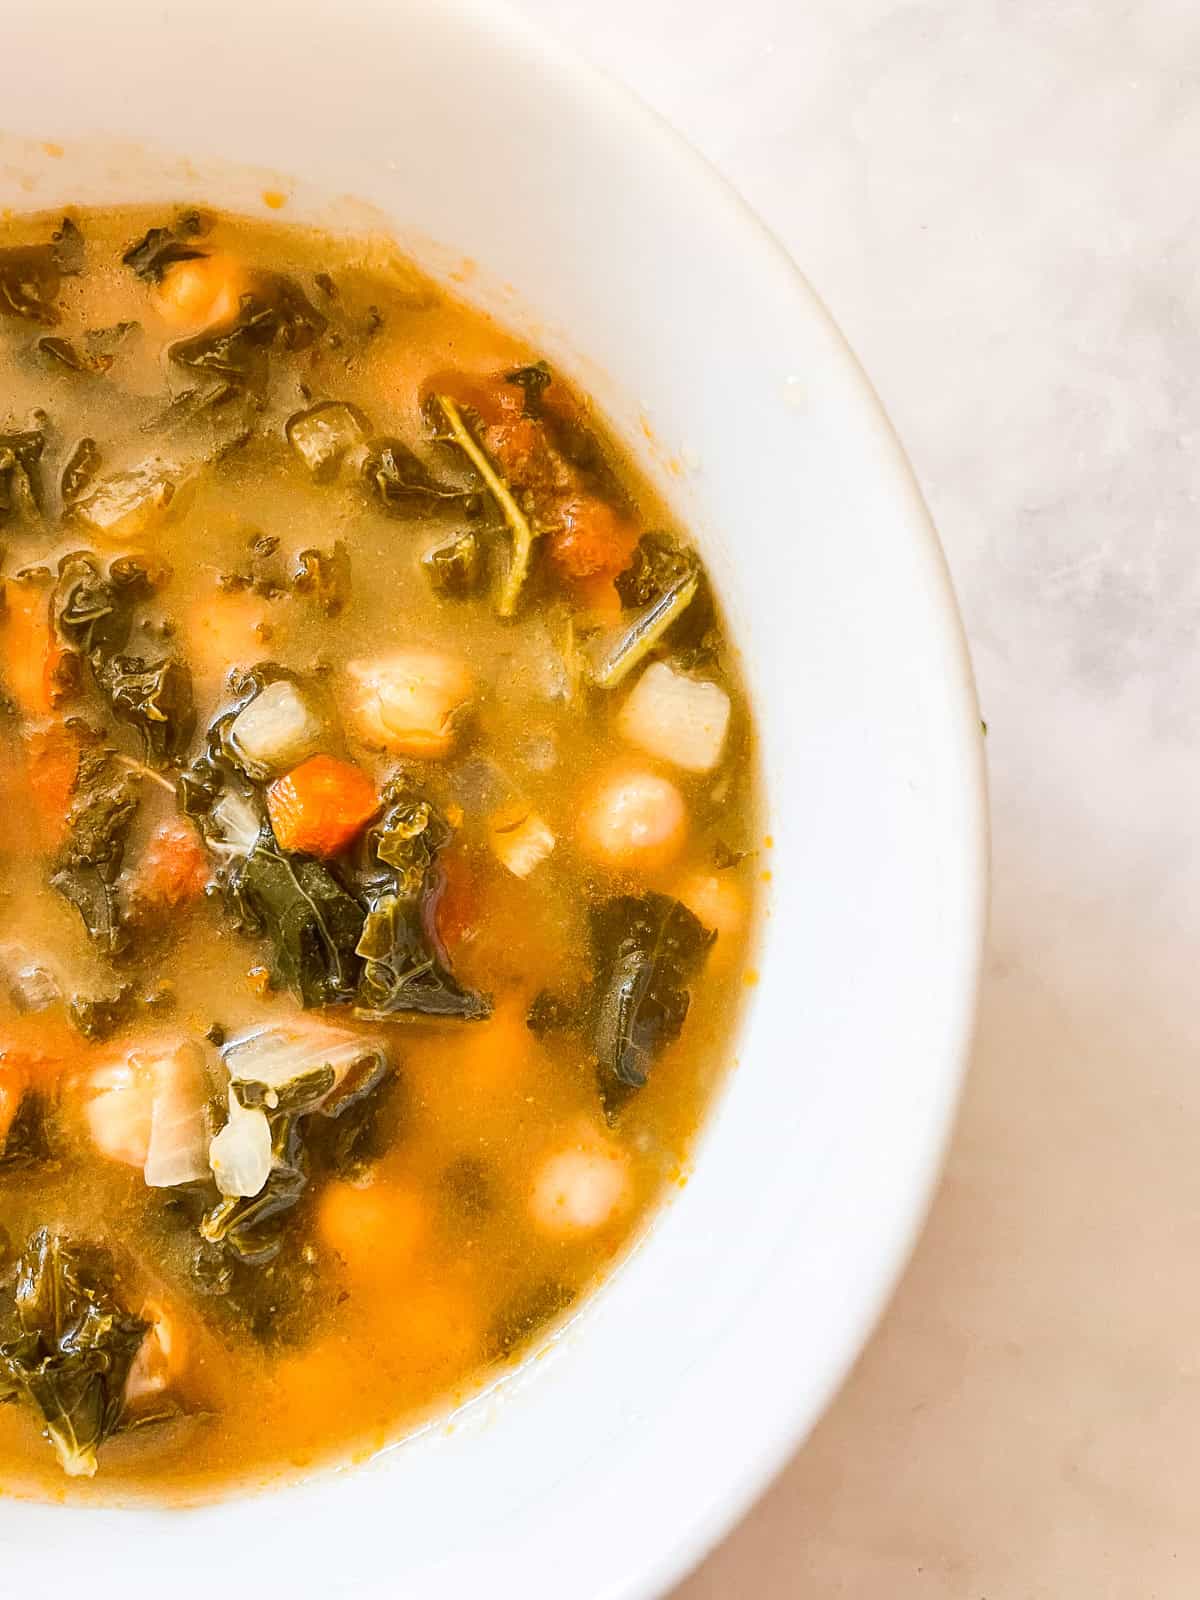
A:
422,529,483,598
121,225,206,283
612,531,719,671
503,360,553,415
59,437,101,508
487,1279,575,1362
50,750,140,956
0,1229,146,1478
95,653,196,769
292,540,352,617
227,828,365,1009
588,892,715,1119
51,551,139,657
353,785,491,1022
362,435,479,516
0,1093,52,1169
0,428,45,525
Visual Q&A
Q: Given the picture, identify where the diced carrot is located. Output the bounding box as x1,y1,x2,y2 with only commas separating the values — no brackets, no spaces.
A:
420,369,525,429
545,494,639,583
457,998,536,1098
266,755,377,858
2,584,67,720
317,1176,429,1281
0,1018,75,1089
129,818,211,913
24,725,80,850
398,1278,481,1377
572,573,624,624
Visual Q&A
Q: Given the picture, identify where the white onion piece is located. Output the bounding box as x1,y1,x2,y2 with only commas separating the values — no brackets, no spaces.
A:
490,809,556,879
618,661,731,774
222,1020,385,1102
142,1041,210,1188
209,1091,272,1198
85,1039,210,1186
228,680,323,776
209,789,262,856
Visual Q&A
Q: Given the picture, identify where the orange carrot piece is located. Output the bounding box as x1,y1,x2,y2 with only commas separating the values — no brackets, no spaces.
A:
266,754,377,858
3,584,67,719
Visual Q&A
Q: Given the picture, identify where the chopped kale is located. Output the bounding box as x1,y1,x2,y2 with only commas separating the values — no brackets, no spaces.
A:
51,551,138,657
588,892,715,1119
227,827,365,1009
0,245,62,324
95,653,195,768
362,435,479,516
59,437,101,507
0,1230,147,1478
292,540,351,617
38,324,134,376
613,531,719,671
0,1093,52,1169
50,750,140,956
439,1154,492,1222
121,225,207,283
67,984,136,1043
504,360,553,415
353,784,491,1022
0,428,45,525
422,529,483,598
169,317,272,396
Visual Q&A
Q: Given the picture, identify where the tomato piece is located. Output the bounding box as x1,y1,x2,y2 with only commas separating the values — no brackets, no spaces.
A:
130,819,211,912
546,494,640,582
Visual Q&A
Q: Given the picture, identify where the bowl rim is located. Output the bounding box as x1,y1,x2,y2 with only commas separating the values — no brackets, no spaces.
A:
0,1,989,1591
455,2,987,1589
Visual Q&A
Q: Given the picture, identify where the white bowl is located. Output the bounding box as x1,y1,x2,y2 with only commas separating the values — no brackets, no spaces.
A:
0,2,987,1595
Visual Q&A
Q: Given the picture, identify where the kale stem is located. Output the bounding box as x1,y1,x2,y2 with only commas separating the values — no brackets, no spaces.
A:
112,753,175,795
433,393,536,618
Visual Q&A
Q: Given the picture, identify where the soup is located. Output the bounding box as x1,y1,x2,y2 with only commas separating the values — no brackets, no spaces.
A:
0,206,758,1501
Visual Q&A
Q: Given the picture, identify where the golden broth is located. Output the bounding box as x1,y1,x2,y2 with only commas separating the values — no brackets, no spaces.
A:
0,207,758,1502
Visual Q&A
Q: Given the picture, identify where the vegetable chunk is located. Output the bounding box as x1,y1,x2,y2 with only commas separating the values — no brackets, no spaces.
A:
344,649,473,759
577,767,688,872
618,661,731,773
267,756,377,859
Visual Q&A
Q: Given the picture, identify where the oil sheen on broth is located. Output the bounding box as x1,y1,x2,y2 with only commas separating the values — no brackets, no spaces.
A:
0,207,757,1501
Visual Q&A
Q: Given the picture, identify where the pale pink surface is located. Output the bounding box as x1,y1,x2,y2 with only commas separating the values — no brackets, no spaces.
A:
509,0,1200,1594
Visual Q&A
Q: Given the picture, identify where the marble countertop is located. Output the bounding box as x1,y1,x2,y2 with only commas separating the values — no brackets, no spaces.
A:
510,1,1199,1593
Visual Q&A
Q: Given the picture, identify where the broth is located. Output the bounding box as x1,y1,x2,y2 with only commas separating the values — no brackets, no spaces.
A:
0,207,758,1501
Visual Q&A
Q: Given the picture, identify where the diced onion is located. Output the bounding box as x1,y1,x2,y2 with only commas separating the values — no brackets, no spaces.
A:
618,661,731,774
142,1041,211,1188
222,1021,385,1102
209,1091,272,1199
209,789,263,856
490,808,556,879
228,680,324,777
